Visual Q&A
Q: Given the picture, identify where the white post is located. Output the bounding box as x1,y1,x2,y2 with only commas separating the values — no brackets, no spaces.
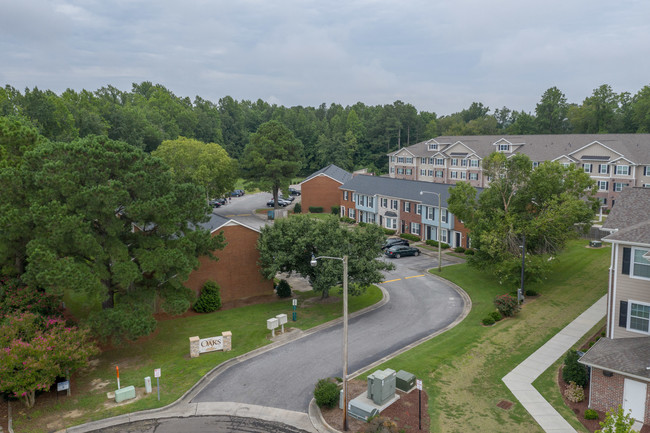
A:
342,255,349,431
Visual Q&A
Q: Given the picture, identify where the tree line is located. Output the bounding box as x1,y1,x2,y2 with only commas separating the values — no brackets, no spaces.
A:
2,82,650,174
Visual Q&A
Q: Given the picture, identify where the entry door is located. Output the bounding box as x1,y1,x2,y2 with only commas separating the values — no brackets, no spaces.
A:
623,378,647,422
455,232,461,248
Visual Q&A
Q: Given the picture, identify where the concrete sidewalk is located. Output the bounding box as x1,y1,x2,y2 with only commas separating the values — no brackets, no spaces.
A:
502,295,607,433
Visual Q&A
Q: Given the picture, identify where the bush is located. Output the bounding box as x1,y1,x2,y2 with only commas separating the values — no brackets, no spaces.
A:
383,228,396,235
454,246,466,253
584,409,599,420
0,277,62,317
358,221,367,227
340,217,356,224
525,289,538,296
293,202,302,213
309,206,324,213
563,350,588,386
193,280,222,313
425,239,450,249
465,248,475,255
331,205,340,215
563,381,585,403
400,233,420,242
314,378,339,408
494,294,520,317
489,311,502,322
482,316,495,326
276,279,292,298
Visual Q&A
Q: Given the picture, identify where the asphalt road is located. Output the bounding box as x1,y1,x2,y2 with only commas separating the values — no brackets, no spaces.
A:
214,190,299,230
192,252,464,412
91,416,311,433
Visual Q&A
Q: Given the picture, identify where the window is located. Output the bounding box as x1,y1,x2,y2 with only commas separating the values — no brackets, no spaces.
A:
461,159,468,167
632,248,650,279
441,229,448,243
598,181,609,191
532,161,539,168
416,205,421,215
428,170,433,176
421,157,427,164
397,168,404,174
391,200,398,210
403,202,411,212
348,208,355,219
561,163,570,168
384,217,396,229
450,171,458,179
436,158,444,166
405,169,412,175
614,182,624,192
368,197,374,208
629,302,650,333
470,159,479,167
397,157,404,163
340,206,345,217
599,164,609,174
442,209,449,223
451,158,458,166
645,166,650,176
390,167,395,173
498,144,510,152
381,198,387,207
420,169,426,176
428,143,438,151
460,171,467,179
391,156,395,162
406,157,413,164
583,163,592,173
411,223,421,235
344,191,349,200
426,206,434,220
435,170,443,178
469,173,478,181
616,165,629,175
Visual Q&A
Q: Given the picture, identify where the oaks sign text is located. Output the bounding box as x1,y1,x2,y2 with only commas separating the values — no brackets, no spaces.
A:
189,331,232,358
199,336,223,353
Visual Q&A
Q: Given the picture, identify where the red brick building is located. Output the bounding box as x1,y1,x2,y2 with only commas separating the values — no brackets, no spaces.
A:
184,214,274,305
300,164,353,214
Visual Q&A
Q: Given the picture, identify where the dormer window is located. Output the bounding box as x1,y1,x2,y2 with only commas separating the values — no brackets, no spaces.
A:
498,144,510,152
428,143,438,151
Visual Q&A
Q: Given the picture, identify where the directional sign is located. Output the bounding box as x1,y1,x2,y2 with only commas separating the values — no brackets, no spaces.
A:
57,381,70,392
154,368,161,378
416,379,422,390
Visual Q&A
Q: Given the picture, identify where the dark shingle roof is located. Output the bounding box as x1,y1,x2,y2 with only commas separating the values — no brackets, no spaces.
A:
302,164,353,185
602,187,650,245
339,174,482,207
579,337,650,379
197,213,233,233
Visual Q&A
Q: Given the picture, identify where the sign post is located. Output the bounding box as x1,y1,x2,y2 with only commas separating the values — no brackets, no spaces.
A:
116,366,120,390
416,379,423,430
154,368,161,401
292,299,297,321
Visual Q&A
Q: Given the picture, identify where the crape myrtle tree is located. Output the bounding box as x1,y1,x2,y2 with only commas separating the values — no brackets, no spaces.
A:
240,120,303,210
448,152,597,287
1,133,224,341
257,214,393,298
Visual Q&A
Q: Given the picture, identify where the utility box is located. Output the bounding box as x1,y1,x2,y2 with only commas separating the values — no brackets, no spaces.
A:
115,385,136,403
144,376,152,394
348,399,380,421
276,314,287,325
396,370,416,392
590,240,602,248
266,317,279,330
367,368,396,405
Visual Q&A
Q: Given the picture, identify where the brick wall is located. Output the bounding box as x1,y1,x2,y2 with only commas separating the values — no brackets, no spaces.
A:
400,200,421,236
455,220,471,249
589,368,650,424
184,224,274,304
301,175,341,214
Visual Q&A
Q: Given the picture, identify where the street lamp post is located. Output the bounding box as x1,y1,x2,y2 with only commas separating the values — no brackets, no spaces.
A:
311,254,349,431
419,191,442,272
518,234,526,303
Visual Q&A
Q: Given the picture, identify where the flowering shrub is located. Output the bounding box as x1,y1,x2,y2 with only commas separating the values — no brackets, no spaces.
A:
563,381,585,403
0,277,62,317
494,294,520,317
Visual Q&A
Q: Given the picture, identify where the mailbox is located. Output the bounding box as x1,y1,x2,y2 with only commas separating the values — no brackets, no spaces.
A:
266,318,279,330
276,314,288,325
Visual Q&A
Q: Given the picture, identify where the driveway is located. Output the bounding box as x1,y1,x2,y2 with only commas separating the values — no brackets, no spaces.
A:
191,252,466,412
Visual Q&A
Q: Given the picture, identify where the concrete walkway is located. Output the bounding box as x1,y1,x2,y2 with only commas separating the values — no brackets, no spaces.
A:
502,295,607,433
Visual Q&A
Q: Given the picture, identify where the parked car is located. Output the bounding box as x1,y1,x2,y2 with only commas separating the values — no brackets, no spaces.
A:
267,198,291,207
384,245,420,258
289,187,301,196
216,198,227,205
209,199,222,208
381,238,409,250
279,194,294,202
230,189,245,197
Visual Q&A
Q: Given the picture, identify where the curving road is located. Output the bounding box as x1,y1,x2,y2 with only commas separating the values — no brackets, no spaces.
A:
192,252,465,412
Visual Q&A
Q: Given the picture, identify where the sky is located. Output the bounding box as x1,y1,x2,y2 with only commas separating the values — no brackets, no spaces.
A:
2,0,650,116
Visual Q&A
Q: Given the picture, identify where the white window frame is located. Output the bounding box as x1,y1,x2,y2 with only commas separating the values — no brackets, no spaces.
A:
450,171,458,179
460,171,467,179
397,157,404,163
428,170,433,176
451,158,458,166
436,158,444,166
614,182,623,192
469,173,478,181
583,163,592,173
384,217,396,229
598,181,608,191
340,206,345,217
391,200,398,210
470,159,479,167
344,191,349,200
420,169,426,176
381,198,388,208
403,202,411,212
599,164,609,174
498,144,510,152
426,206,434,221
616,165,629,175
397,168,404,174
428,143,438,151
442,209,448,223
348,208,355,219
405,157,413,164
416,205,421,215
631,248,650,280
405,168,412,175
441,228,448,243
628,300,650,334
461,159,468,167
390,167,395,173
411,222,421,235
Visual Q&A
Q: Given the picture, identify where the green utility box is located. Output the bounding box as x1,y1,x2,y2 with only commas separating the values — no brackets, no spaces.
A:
367,368,396,405
115,385,136,403
589,240,602,248
396,370,416,392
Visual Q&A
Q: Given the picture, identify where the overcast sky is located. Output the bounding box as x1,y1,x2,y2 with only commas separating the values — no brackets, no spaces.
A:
2,0,649,115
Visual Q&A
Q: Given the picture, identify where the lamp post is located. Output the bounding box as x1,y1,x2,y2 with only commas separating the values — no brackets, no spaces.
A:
311,253,349,431
518,234,526,303
419,191,442,272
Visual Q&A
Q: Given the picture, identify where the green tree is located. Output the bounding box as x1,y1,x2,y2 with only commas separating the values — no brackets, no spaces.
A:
257,214,392,298
152,136,238,200
632,85,650,132
535,87,569,133
241,120,304,209
2,136,223,339
595,406,636,433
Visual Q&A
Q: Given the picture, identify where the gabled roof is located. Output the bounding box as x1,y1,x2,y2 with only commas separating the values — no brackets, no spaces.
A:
301,164,353,185
340,174,482,207
602,187,650,245
579,337,650,381
198,213,260,234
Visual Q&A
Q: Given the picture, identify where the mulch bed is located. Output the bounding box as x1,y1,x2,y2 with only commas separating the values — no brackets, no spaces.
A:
320,379,429,433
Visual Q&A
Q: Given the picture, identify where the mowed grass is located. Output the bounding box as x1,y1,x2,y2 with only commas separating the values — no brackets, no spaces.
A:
13,286,382,433
364,240,609,433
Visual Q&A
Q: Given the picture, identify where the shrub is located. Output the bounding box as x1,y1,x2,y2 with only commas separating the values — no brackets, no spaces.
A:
562,350,588,386
359,222,367,227
314,378,339,408
563,381,585,403
454,246,466,253
465,248,475,255
400,233,420,242
193,280,222,313
331,205,340,215
0,278,62,317
525,289,538,296
482,316,495,326
366,416,399,433
340,217,356,224
276,279,292,298
494,294,520,317
293,202,302,213
309,206,324,213
584,409,599,420
383,228,396,235
489,311,502,322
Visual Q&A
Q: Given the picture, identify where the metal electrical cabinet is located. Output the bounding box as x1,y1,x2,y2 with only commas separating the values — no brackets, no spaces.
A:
367,368,396,405
396,370,416,392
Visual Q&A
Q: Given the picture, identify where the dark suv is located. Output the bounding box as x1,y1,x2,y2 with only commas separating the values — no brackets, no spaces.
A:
382,238,409,250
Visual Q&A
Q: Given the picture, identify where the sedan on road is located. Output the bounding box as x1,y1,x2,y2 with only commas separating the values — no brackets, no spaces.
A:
266,198,291,207
381,238,409,250
384,245,420,258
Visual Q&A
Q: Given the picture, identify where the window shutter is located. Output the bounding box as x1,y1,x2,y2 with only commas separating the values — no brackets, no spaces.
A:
622,247,631,275
619,301,628,328
607,165,610,174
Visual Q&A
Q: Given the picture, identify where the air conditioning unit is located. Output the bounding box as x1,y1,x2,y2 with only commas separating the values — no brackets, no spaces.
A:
367,368,396,405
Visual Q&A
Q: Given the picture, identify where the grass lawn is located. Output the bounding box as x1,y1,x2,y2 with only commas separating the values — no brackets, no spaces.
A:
13,286,382,433
363,239,609,433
